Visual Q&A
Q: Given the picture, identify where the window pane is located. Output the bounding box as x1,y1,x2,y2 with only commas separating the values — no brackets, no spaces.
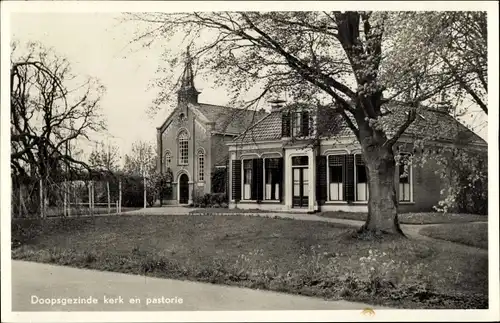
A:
292,156,308,166
243,159,253,169
292,112,301,136
265,159,281,200
293,168,300,196
357,183,368,201
399,164,409,183
178,132,189,165
330,183,343,200
357,165,367,183
244,169,252,184
330,165,342,183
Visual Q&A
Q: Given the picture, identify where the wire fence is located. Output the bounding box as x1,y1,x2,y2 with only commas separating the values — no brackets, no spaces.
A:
11,174,145,219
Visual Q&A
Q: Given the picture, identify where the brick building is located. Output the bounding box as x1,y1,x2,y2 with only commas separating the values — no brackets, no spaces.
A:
227,100,487,213
156,50,267,204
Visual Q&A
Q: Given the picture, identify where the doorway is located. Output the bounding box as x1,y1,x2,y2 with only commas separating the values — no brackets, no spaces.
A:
292,156,309,208
179,174,189,204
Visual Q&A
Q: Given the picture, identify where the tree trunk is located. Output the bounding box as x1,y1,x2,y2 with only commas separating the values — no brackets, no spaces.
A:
360,144,404,236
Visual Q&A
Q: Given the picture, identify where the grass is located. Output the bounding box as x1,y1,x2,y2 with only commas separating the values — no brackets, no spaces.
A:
320,211,487,225
11,214,488,309
419,223,488,249
42,206,141,217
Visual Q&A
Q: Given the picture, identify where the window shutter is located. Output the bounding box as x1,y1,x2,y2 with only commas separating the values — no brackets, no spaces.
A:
302,111,310,136
282,112,291,137
344,154,355,202
316,155,327,205
253,158,263,201
278,157,284,202
232,160,241,201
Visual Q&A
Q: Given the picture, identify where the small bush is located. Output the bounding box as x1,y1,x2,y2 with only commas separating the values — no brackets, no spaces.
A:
193,193,228,208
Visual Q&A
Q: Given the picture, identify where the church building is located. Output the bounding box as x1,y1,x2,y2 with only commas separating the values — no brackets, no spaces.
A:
156,50,268,204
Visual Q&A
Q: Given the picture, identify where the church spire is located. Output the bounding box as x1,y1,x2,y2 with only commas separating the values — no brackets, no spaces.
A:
178,46,199,105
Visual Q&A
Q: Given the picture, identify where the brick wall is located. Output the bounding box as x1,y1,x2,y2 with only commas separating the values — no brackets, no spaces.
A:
399,157,444,213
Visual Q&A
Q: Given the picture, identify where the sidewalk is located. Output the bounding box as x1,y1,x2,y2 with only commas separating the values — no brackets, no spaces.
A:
11,260,388,311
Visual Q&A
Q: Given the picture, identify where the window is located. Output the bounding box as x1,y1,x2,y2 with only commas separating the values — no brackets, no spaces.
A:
328,155,344,201
355,154,369,201
164,150,172,171
198,149,205,182
398,153,412,202
178,130,189,165
243,160,253,200
291,110,310,137
264,158,281,200
292,156,309,166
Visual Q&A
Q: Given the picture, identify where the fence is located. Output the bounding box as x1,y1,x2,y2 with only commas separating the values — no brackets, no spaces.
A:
10,175,146,219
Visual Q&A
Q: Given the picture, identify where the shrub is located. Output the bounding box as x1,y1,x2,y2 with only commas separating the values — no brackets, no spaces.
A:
192,193,228,208
211,167,227,194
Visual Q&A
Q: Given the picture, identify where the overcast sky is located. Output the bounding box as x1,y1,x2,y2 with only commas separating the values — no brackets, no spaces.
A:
10,12,235,161
10,10,489,162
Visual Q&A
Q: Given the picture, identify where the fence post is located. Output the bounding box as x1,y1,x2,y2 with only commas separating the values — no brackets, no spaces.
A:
18,184,22,218
88,181,92,216
68,182,72,217
91,181,95,216
39,179,45,218
118,180,122,213
107,181,111,215
63,180,67,217
143,173,147,209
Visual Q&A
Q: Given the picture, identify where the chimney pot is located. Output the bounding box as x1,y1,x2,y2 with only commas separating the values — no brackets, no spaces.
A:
269,99,286,112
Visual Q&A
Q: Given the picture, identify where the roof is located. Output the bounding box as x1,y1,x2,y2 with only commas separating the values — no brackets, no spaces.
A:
232,104,487,146
386,106,486,145
195,103,269,134
233,111,282,143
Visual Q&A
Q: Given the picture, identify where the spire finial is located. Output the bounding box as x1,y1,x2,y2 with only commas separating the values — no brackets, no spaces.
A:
178,45,199,104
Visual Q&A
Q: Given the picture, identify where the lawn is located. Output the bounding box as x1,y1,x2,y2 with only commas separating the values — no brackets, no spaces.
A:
320,211,487,225
11,214,488,309
42,206,141,217
419,223,488,249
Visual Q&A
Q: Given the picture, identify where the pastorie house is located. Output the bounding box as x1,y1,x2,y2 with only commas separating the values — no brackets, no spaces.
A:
157,53,487,212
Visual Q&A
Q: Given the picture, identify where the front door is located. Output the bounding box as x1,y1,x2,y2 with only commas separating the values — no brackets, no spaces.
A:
292,167,309,207
179,174,189,204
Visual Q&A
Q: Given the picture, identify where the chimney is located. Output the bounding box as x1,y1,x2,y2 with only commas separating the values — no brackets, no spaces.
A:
269,99,286,113
434,101,451,114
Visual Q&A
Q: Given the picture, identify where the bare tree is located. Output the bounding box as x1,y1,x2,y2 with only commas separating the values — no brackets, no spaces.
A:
123,140,156,177
11,41,106,181
88,140,122,173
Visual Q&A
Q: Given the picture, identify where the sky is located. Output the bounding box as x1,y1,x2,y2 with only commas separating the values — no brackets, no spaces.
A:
10,11,489,163
10,12,233,162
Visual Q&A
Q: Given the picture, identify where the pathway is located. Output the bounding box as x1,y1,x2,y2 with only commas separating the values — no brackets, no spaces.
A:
11,260,389,311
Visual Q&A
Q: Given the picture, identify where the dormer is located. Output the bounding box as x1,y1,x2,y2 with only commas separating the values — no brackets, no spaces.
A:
280,102,314,139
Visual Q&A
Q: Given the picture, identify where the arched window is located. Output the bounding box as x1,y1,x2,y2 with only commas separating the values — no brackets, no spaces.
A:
164,150,172,171
178,130,189,165
198,148,205,182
